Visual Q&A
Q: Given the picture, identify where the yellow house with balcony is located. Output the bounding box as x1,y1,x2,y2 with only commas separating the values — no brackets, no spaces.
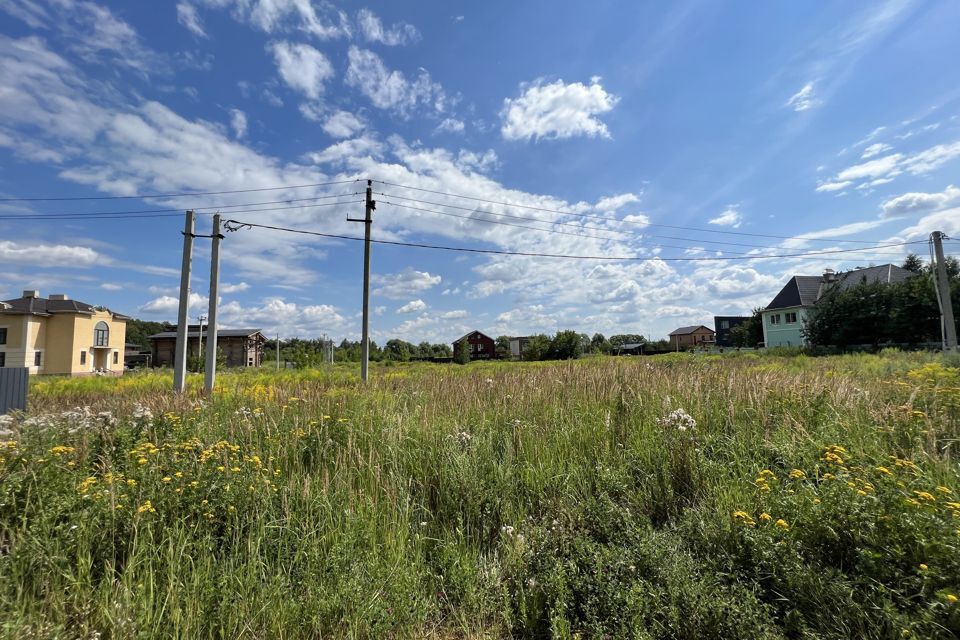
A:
0,290,129,376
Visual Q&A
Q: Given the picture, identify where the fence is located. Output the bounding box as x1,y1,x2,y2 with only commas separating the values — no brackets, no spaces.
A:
0,368,28,415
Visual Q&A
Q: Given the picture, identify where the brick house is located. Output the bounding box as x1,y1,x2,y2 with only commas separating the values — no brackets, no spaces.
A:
668,325,716,349
453,330,497,360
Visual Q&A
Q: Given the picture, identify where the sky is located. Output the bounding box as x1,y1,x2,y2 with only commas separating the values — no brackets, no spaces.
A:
1,0,959,344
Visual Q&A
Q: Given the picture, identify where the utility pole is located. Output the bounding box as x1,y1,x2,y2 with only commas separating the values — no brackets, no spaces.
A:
204,214,222,392
931,231,958,352
348,179,376,381
198,315,206,361
276,333,280,370
173,210,195,393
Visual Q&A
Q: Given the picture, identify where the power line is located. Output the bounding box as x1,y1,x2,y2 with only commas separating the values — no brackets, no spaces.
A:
377,193,877,254
372,179,887,245
0,199,363,221
223,218,925,262
0,178,363,203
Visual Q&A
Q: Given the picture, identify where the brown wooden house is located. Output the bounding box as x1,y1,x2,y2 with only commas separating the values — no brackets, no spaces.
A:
453,330,497,360
149,326,265,368
668,325,716,349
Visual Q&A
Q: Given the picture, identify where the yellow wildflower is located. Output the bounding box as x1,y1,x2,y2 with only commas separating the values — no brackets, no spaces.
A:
137,457,148,465
126,479,137,486
812,498,821,504
136,500,156,514
914,491,936,502
857,490,867,496
230,467,241,472
174,471,183,478
732,511,756,526
789,469,806,479
162,477,172,483
875,466,892,475
49,446,76,456
759,512,772,522
775,519,790,531
935,486,952,495
919,563,928,571
77,477,98,492
947,594,958,604
823,473,836,481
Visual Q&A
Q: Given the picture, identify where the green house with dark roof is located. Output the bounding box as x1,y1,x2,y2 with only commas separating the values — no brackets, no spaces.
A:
762,265,914,347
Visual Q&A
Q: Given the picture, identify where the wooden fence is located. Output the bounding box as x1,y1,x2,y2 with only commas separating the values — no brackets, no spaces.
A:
0,368,28,415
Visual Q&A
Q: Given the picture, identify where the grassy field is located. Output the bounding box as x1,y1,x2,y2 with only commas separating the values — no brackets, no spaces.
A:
1,352,959,639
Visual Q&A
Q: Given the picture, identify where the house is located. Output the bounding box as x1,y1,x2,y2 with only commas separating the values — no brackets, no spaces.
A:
124,343,152,369
614,342,645,355
149,326,265,368
0,290,129,375
668,325,716,349
453,330,497,360
762,264,914,347
714,316,749,347
508,336,530,359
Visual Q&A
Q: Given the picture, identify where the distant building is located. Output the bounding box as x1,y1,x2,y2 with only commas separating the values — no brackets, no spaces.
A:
668,325,716,349
714,316,749,347
614,342,645,355
0,290,129,375
509,336,530,359
149,326,265,368
453,330,496,360
762,264,913,347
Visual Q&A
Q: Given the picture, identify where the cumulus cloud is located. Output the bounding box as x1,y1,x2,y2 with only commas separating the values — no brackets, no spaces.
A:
372,268,442,299
345,46,446,115
881,184,960,218
356,9,420,46
501,77,618,141
268,41,334,100
221,282,250,293
192,0,350,39
397,299,427,314
229,108,247,139
785,82,817,112
0,240,101,267
138,292,206,314
321,109,364,138
435,117,465,134
708,206,742,228
177,3,207,37
594,193,640,212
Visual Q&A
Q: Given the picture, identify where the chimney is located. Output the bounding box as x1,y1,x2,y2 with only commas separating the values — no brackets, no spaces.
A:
822,269,835,282
49,294,69,301
22,290,39,298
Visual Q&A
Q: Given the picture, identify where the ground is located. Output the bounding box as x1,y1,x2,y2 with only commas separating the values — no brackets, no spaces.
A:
1,352,959,638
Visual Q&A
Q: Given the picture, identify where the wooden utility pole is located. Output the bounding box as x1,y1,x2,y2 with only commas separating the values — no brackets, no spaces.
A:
204,214,222,392
931,231,958,352
173,210,195,393
348,180,376,381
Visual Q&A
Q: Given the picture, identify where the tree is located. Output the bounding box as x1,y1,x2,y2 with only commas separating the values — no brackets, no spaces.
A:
902,253,925,274
729,308,764,347
609,334,645,349
522,334,552,361
384,339,413,362
495,335,511,359
548,330,583,360
453,339,470,364
125,319,170,350
590,333,611,354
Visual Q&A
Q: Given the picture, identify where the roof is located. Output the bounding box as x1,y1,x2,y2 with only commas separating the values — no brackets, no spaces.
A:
669,325,715,336
148,329,264,340
618,343,645,349
0,294,130,320
454,330,494,343
765,264,914,310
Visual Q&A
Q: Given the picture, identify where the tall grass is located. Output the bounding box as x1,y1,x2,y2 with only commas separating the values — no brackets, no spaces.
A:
1,353,959,638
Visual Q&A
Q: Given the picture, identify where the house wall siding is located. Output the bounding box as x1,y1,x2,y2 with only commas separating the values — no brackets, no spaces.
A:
762,306,808,347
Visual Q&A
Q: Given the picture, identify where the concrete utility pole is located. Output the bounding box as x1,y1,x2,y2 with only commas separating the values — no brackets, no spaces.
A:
204,214,222,392
931,231,958,352
348,179,376,381
173,210,195,393
276,333,280,370
198,315,206,360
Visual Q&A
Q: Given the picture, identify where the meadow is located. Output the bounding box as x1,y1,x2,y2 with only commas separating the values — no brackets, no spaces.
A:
1,351,959,639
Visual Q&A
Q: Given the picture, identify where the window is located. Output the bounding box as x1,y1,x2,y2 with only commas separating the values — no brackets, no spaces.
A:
34,351,41,367
785,312,797,324
113,352,119,365
94,321,109,347
80,351,86,365
0,352,5,367
0,328,6,344
721,320,729,329
770,314,781,325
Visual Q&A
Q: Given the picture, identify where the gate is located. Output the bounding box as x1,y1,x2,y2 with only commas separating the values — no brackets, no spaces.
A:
0,368,28,415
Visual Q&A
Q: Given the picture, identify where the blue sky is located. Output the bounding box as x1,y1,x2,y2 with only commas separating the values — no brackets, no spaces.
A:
1,0,959,343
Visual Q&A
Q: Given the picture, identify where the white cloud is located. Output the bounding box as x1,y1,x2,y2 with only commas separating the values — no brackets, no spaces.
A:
0,240,101,267
100,283,123,291
229,108,247,139
372,268,441,299
501,78,618,141
836,153,904,181
397,299,427,314
881,184,960,218
193,0,350,40
138,292,206,315
321,109,364,138
345,46,447,115
436,117,465,134
305,135,383,166
861,142,891,159
177,3,207,37
439,309,467,319
595,193,640,212
815,180,852,193
356,9,420,46
785,82,817,112
268,41,334,100
221,282,250,294
708,206,742,228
